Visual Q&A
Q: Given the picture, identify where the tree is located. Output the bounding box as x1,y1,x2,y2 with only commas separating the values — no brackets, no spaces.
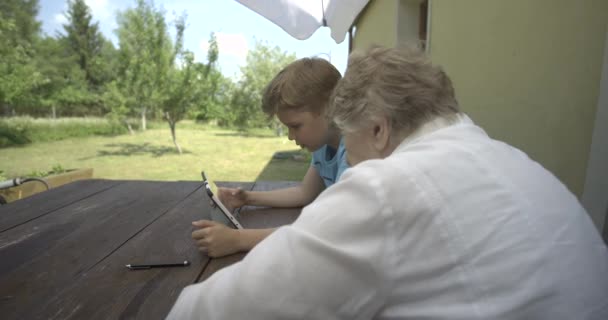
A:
188,33,224,122
0,0,40,46
116,0,172,130
103,80,135,134
61,0,104,88
230,41,296,129
93,38,120,89
195,69,235,125
0,0,42,116
33,36,89,118
161,24,219,154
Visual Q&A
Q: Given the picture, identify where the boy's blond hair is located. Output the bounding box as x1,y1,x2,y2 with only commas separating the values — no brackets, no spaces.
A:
262,58,342,117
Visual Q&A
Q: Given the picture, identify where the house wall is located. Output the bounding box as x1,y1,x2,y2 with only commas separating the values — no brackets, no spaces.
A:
352,0,399,50
428,0,608,202
353,0,426,50
397,0,424,46
582,26,608,234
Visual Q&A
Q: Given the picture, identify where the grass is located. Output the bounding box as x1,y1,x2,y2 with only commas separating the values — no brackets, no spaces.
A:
0,122,310,182
0,116,127,147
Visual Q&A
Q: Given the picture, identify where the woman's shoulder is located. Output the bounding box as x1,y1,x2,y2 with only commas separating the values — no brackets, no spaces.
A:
339,157,419,193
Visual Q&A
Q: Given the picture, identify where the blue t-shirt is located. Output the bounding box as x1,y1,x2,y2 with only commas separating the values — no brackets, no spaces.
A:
311,138,349,188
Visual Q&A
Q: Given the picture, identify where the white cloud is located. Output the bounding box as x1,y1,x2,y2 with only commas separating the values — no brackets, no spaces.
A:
85,0,111,20
200,32,249,61
54,13,68,25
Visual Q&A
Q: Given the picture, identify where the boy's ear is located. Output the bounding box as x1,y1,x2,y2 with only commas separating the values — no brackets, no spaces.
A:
371,117,391,152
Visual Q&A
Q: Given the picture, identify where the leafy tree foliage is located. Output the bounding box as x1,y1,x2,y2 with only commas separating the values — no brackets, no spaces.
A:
0,0,307,143
230,41,296,129
62,0,105,88
34,36,89,117
115,0,172,130
0,0,42,115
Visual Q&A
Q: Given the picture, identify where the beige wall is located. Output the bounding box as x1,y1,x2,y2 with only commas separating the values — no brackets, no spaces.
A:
352,0,399,50
397,0,424,47
428,0,608,197
582,26,608,233
353,0,425,50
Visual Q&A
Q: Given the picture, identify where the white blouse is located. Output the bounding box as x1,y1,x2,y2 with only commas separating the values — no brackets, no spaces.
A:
167,114,608,319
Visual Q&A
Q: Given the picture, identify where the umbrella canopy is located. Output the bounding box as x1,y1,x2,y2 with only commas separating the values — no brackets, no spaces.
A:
236,0,369,43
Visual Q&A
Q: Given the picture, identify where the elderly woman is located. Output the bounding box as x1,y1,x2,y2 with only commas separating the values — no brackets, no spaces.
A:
167,46,608,319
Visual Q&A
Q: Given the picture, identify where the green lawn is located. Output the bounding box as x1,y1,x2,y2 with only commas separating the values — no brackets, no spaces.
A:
0,124,309,182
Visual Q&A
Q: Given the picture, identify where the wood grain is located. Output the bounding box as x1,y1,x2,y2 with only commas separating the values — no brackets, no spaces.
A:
28,182,211,320
0,179,301,320
0,179,121,232
0,180,199,320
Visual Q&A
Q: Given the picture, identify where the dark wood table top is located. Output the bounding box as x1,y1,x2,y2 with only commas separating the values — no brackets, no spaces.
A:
0,179,301,319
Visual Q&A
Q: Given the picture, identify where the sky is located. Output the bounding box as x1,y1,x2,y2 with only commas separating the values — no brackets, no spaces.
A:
37,0,349,78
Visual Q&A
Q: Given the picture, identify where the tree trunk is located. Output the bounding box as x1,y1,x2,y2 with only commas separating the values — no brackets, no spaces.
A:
124,120,135,135
275,121,283,137
51,106,56,119
141,107,147,131
170,121,182,154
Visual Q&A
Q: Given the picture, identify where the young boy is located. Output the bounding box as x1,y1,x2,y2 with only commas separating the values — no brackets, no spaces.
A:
191,58,348,257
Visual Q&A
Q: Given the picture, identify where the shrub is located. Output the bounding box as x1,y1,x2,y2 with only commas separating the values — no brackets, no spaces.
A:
0,121,31,147
0,117,128,148
25,164,67,178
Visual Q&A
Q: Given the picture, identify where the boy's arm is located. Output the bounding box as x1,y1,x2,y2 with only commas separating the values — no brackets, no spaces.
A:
192,221,276,258
245,166,325,208
236,228,276,252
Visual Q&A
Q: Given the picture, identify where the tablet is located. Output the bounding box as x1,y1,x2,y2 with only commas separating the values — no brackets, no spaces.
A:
201,171,244,229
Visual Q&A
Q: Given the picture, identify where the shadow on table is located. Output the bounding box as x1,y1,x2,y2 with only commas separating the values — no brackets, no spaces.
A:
80,143,190,159
255,149,309,181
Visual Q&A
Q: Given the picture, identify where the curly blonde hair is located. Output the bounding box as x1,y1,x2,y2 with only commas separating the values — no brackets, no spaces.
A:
329,46,459,135
262,58,342,117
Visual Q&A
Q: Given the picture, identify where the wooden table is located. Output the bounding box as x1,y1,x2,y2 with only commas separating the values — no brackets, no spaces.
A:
0,179,301,319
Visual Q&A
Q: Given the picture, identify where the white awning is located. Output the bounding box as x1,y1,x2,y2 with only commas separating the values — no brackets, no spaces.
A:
235,0,369,43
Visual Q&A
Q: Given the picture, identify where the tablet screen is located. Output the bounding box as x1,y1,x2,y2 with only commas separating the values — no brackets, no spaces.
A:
202,171,218,195
201,171,244,229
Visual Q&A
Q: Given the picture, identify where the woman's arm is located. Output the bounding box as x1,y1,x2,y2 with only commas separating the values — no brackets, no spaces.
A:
172,166,391,319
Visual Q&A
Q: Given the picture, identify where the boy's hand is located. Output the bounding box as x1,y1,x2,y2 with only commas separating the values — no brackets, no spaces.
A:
216,187,248,211
192,220,242,258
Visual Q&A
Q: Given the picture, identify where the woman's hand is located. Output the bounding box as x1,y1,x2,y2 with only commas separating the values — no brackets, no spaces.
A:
192,220,242,258
216,187,248,211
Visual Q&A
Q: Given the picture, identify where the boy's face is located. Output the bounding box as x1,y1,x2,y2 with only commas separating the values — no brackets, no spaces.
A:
277,109,329,152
